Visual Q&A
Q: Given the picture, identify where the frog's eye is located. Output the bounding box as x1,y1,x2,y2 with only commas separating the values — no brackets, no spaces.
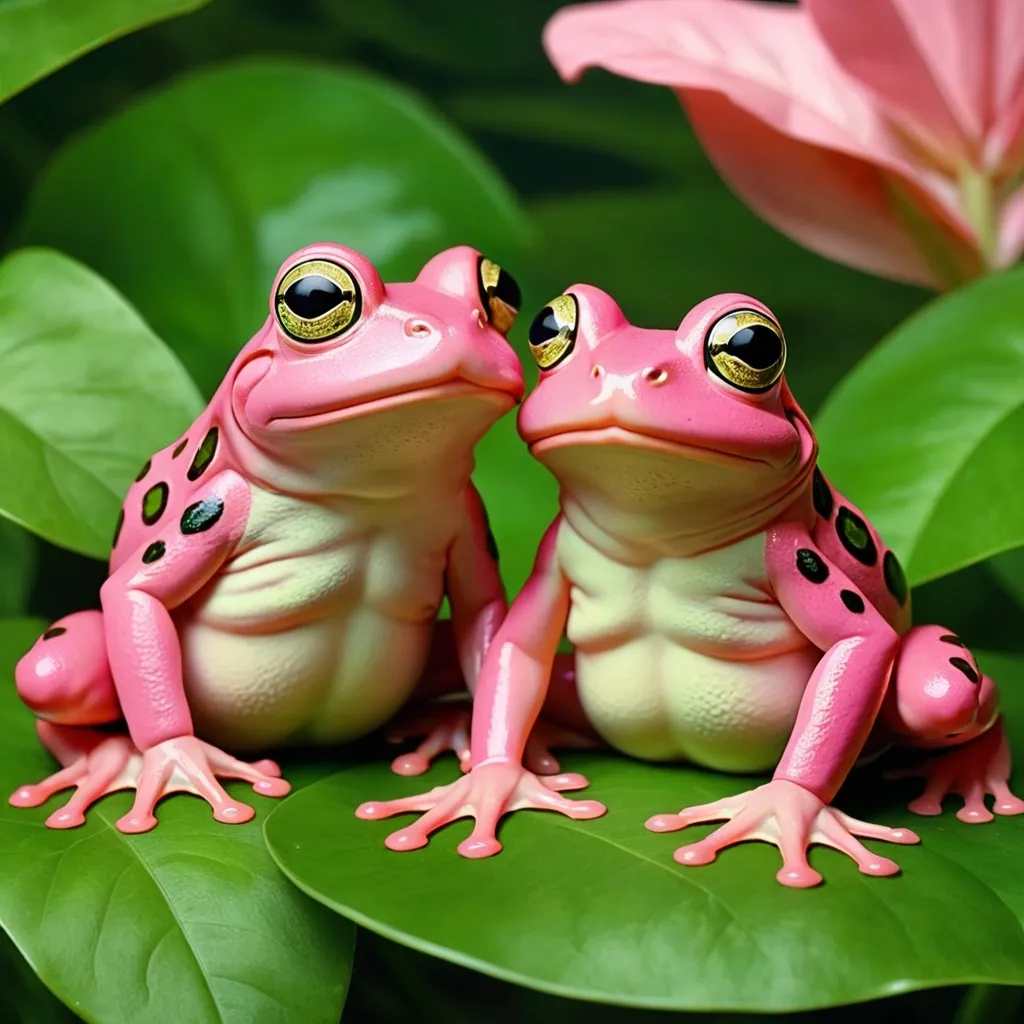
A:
705,309,786,393
275,259,362,344
528,294,578,370
477,257,521,336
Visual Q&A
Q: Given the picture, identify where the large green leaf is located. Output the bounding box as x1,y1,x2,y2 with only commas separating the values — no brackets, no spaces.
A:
0,618,354,1024
265,651,1024,1012
0,249,202,559
814,267,1024,586
0,0,209,105
18,59,530,395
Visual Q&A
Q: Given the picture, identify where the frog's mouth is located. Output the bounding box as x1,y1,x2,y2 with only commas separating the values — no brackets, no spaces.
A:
269,380,517,431
529,426,774,468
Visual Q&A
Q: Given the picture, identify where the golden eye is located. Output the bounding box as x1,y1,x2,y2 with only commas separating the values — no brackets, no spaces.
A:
477,257,520,336
705,309,786,393
275,259,361,343
528,294,578,370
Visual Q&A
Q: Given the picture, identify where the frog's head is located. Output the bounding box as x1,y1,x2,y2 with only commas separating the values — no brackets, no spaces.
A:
518,288,816,540
229,242,525,490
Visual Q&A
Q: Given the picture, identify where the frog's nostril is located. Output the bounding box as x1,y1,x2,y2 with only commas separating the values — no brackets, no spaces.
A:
405,319,434,338
591,365,605,380
643,366,669,386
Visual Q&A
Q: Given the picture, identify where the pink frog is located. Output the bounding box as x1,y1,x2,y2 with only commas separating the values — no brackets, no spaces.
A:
359,288,1023,887
10,242,531,833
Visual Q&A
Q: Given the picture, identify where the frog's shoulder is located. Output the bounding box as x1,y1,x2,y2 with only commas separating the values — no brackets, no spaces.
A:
109,410,238,573
807,466,911,632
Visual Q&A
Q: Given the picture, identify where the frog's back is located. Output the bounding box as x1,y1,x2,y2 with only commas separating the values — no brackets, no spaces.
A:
110,408,230,573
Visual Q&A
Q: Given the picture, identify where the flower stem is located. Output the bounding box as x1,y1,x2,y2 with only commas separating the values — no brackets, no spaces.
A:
959,164,998,269
953,984,1022,1024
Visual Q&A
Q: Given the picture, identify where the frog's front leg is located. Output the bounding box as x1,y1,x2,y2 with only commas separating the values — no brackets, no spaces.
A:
15,471,289,833
647,523,919,888
360,517,605,854
880,631,1024,822
388,489,599,777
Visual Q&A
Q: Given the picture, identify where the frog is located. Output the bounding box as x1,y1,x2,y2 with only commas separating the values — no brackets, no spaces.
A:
358,288,1023,887
9,241,532,834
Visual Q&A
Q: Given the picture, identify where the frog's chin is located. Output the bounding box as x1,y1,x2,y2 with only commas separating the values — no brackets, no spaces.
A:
530,426,808,552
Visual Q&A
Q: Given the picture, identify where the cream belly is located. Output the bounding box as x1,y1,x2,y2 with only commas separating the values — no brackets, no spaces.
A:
559,521,820,772
175,484,457,751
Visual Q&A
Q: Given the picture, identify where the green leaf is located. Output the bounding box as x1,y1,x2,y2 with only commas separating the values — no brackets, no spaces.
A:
0,519,36,617
265,651,1024,1013
0,618,354,1024
447,89,704,177
814,266,1024,586
0,0,209,105
0,249,202,559
987,549,1024,612
0,929,79,1024
309,0,559,77
19,59,530,395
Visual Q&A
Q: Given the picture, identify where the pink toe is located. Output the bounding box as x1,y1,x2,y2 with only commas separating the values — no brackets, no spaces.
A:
251,759,282,777
458,836,502,858
391,753,430,777
45,808,86,829
117,812,158,834
213,803,255,825
994,798,1024,816
674,844,717,866
9,787,44,808
907,797,943,816
957,805,994,824
534,755,559,775
550,772,589,789
253,778,291,798
356,801,386,819
385,829,428,852
776,865,823,888
859,856,900,877
569,800,606,820
889,828,921,845
645,813,683,833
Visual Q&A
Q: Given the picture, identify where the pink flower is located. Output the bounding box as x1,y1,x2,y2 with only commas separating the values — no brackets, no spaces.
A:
544,0,1024,289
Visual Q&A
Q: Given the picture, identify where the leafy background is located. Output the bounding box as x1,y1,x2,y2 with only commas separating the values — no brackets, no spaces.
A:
3,0,1024,1021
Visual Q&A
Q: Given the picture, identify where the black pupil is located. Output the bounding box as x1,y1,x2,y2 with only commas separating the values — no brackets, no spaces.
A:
529,306,563,346
284,274,347,320
727,324,781,369
490,269,521,310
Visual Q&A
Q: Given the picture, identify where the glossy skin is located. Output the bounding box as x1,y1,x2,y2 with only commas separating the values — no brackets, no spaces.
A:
360,288,1023,887
10,242,527,833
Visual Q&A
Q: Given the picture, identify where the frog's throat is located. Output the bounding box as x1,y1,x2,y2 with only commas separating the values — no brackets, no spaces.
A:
538,428,816,558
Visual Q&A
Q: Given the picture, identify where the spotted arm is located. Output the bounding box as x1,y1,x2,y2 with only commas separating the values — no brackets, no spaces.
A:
766,521,900,802
100,470,252,750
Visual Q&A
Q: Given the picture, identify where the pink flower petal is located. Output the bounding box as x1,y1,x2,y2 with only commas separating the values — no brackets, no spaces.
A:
544,0,901,169
543,0,981,283
682,90,970,288
996,185,1024,267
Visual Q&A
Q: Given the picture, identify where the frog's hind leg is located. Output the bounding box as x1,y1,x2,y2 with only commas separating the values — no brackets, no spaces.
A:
10,610,133,828
15,610,120,726
881,625,1024,823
